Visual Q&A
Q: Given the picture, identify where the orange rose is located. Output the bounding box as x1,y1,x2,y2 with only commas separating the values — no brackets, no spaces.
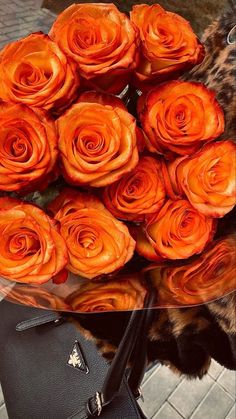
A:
139,81,224,156
67,275,147,312
130,4,204,91
49,3,138,94
0,102,58,192
103,156,166,222
48,189,135,280
144,199,216,260
170,141,236,218
57,92,138,187
0,198,68,283
150,235,236,306
0,33,79,111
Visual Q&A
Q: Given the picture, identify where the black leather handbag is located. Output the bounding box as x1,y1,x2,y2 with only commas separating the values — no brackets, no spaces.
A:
0,298,154,419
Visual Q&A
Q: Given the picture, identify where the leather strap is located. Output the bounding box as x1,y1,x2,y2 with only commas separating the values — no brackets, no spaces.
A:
128,305,156,397
16,312,63,331
101,309,145,405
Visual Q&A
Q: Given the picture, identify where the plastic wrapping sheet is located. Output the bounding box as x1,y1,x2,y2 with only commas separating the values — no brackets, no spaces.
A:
1,229,235,313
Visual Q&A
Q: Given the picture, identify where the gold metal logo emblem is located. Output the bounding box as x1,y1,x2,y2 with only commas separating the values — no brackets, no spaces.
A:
67,341,89,374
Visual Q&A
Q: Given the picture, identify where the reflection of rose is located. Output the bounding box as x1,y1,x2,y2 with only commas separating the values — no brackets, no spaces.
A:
150,235,236,306
0,198,68,284
139,81,224,156
49,189,135,280
58,92,138,187
0,283,69,311
0,33,79,112
0,102,58,192
103,156,165,222
130,4,204,90
145,199,216,260
49,3,138,94
67,275,147,312
172,141,236,218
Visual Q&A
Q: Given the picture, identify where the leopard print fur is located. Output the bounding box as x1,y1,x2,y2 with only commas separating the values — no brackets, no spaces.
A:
185,5,236,139
74,291,236,379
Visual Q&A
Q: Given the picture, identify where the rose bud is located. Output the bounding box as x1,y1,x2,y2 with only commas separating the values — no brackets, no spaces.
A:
0,33,79,112
0,102,58,192
0,198,68,284
49,3,138,94
67,274,147,312
103,156,166,222
138,81,224,157
48,189,135,280
173,140,236,218
144,199,216,260
130,4,204,91
57,92,139,187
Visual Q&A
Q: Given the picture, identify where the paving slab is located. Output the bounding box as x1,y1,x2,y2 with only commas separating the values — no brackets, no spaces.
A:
143,364,161,384
0,404,8,419
0,385,4,407
217,368,236,397
225,404,236,419
139,366,180,418
168,374,214,418
190,383,234,419
153,402,183,419
208,360,225,381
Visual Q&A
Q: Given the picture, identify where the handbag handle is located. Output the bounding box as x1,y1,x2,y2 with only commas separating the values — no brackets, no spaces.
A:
128,291,156,398
100,309,146,405
74,281,156,418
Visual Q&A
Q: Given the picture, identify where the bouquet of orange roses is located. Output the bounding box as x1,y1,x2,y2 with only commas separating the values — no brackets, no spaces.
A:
0,3,235,308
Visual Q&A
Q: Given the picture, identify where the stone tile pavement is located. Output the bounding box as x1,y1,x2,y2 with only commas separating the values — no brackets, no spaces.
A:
0,0,55,49
0,0,235,418
138,360,235,419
